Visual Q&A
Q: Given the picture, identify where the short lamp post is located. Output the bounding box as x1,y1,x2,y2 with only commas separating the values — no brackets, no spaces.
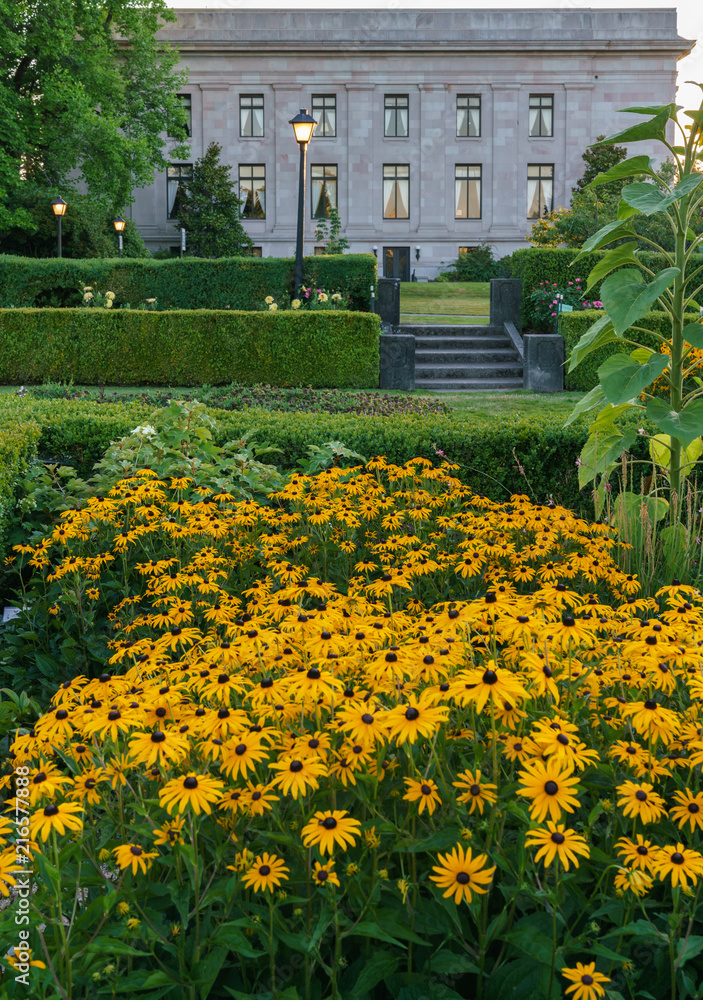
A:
113,216,126,257
288,108,317,296
372,245,378,258
51,197,67,258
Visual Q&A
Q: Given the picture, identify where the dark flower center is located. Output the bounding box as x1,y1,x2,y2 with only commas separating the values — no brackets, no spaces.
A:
183,777,198,790
259,865,271,876
637,845,649,855
361,713,374,725
316,869,329,881
33,772,47,784
151,731,166,743
482,670,498,685
456,872,470,884
550,832,565,845
557,734,569,745
130,845,143,856
405,707,420,721
252,791,262,800
421,784,432,795
671,852,685,865
44,804,59,816
307,668,321,680
235,744,247,756
581,975,594,986
644,699,658,710
544,781,559,795
289,761,303,773
688,803,700,813
635,790,647,802
470,784,481,797
322,817,338,829
56,710,69,721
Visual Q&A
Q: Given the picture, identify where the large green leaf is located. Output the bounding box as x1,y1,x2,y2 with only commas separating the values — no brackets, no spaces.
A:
564,384,606,426
646,398,703,448
600,267,679,335
577,219,636,256
567,313,618,373
619,103,679,118
348,951,399,999
650,433,703,476
599,106,672,146
597,352,669,405
682,322,703,349
622,174,703,215
578,428,636,490
585,242,639,292
588,154,657,188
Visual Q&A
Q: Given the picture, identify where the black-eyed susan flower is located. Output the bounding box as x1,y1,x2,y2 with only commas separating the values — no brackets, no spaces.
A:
447,662,527,713
159,773,225,815
241,853,289,894
27,763,73,806
669,788,703,833
429,845,495,905
652,843,703,890
220,732,269,780
68,769,108,806
516,759,581,823
113,844,159,876
561,962,610,1000
525,821,590,870
153,818,185,847
403,777,441,815
243,782,279,816
301,810,361,855
312,861,340,888
268,755,327,799
615,834,657,872
613,866,653,897
29,802,84,841
453,769,497,815
616,781,666,825
4,946,46,970
621,699,680,745
385,693,448,745
128,729,190,767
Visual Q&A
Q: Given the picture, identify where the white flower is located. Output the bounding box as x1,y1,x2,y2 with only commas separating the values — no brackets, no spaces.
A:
132,424,157,437
145,298,156,304
106,291,116,300
83,286,93,292
268,303,278,311
83,292,93,301
291,299,301,309
637,427,645,435
104,299,113,308
264,296,274,305
318,292,329,302
331,293,342,301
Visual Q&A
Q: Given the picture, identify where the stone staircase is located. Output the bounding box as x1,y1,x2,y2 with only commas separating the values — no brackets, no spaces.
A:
398,323,524,392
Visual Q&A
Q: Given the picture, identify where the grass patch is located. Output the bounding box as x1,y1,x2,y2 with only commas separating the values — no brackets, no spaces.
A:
400,281,490,316
399,314,490,325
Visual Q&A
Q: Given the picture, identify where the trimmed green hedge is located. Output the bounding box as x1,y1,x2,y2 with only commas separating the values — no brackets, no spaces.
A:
508,248,703,326
0,309,381,388
0,254,377,311
561,310,700,392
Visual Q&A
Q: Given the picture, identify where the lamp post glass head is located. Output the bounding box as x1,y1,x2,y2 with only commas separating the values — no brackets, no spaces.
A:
289,109,317,147
112,217,126,233
51,197,67,217
415,245,421,261
372,245,378,257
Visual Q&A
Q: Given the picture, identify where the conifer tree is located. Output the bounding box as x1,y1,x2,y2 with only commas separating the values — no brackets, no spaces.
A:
176,142,253,258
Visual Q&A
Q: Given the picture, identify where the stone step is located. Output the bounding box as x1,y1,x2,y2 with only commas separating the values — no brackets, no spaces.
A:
398,324,501,337
415,348,519,365
415,377,525,392
414,336,510,350
415,362,524,380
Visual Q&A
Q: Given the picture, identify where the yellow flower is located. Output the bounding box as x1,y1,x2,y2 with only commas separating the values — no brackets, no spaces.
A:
117,902,130,915
241,853,289,893
430,845,495,905
301,810,361,855
264,296,274,305
268,303,278,311
291,299,301,309
561,962,610,1000
29,802,84,842
159,773,225,815
113,844,159,876
403,777,442,815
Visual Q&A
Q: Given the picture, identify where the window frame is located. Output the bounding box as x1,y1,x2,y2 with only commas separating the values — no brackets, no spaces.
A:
239,94,265,138
528,94,554,138
456,94,481,138
238,163,266,220
310,164,338,219
527,163,554,219
312,94,337,138
384,95,409,138
454,164,482,220
382,163,410,220
166,163,192,220
168,93,192,139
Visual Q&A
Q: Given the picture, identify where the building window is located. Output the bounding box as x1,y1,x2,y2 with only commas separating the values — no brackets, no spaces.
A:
239,164,266,219
167,164,192,219
314,246,327,255
250,247,263,258
312,95,336,137
240,95,264,137
384,95,409,137
529,94,554,137
455,165,481,219
311,165,338,218
527,164,554,218
383,164,409,219
457,95,480,137
168,94,192,138
458,246,477,255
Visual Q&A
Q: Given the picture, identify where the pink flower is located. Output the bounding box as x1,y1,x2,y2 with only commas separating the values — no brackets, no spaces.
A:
568,281,573,285
551,312,556,317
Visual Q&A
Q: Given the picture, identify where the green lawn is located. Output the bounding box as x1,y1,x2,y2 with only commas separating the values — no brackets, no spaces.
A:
400,281,490,321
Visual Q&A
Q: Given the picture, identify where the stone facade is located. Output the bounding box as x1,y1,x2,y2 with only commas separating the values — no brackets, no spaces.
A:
129,8,692,276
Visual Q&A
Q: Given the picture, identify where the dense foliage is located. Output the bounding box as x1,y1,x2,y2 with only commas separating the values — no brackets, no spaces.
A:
0,309,381,387
440,245,503,283
0,255,377,311
175,143,253,259
0,0,189,235
2,455,703,999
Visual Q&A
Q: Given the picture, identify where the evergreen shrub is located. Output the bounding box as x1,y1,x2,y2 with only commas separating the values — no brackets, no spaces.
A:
0,309,381,388
0,254,376,311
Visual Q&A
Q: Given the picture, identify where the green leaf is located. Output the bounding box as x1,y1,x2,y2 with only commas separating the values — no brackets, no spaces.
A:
598,352,669,405
348,951,399,999
617,199,640,221
589,403,638,434
576,219,636,256
683,322,703,349
567,314,618,373
588,154,658,188
646,398,703,448
622,174,703,215
578,429,637,490
600,267,679,336
407,827,462,853
430,952,480,976
599,106,672,146
650,434,703,476
585,242,639,292
677,934,703,967
565,384,606,426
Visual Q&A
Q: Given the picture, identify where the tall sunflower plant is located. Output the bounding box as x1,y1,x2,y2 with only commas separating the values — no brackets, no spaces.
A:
566,87,703,556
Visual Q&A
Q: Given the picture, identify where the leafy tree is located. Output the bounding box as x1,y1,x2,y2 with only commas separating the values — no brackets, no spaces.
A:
313,207,350,254
0,0,189,236
176,142,253,258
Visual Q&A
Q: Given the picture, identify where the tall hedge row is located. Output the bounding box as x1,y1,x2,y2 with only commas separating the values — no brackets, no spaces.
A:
561,310,700,392
0,309,381,388
0,254,377,311
508,248,703,326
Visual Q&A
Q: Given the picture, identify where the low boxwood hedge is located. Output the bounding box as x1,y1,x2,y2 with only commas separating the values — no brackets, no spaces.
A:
0,254,376,311
561,309,700,392
0,308,381,388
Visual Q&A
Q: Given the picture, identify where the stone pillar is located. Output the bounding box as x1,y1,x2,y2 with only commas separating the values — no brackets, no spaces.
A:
345,83,376,244
377,278,401,331
564,84,594,207
523,335,564,392
380,334,415,390
489,84,521,240
490,279,522,333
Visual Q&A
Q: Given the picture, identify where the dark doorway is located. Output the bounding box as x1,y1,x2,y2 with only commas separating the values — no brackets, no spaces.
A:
383,246,410,282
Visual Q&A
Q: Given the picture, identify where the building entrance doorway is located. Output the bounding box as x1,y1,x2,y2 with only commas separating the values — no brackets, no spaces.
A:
383,246,410,282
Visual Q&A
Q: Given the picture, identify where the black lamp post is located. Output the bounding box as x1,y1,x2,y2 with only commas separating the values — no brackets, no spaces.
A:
288,109,317,296
113,216,126,258
51,197,67,258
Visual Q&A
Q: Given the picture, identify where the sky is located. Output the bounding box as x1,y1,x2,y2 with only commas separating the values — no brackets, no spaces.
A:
166,0,703,112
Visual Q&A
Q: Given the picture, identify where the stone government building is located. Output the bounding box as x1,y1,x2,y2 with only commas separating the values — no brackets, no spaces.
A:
131,8,693,278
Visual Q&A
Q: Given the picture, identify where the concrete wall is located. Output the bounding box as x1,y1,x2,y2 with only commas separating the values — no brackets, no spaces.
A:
128,8,692,275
